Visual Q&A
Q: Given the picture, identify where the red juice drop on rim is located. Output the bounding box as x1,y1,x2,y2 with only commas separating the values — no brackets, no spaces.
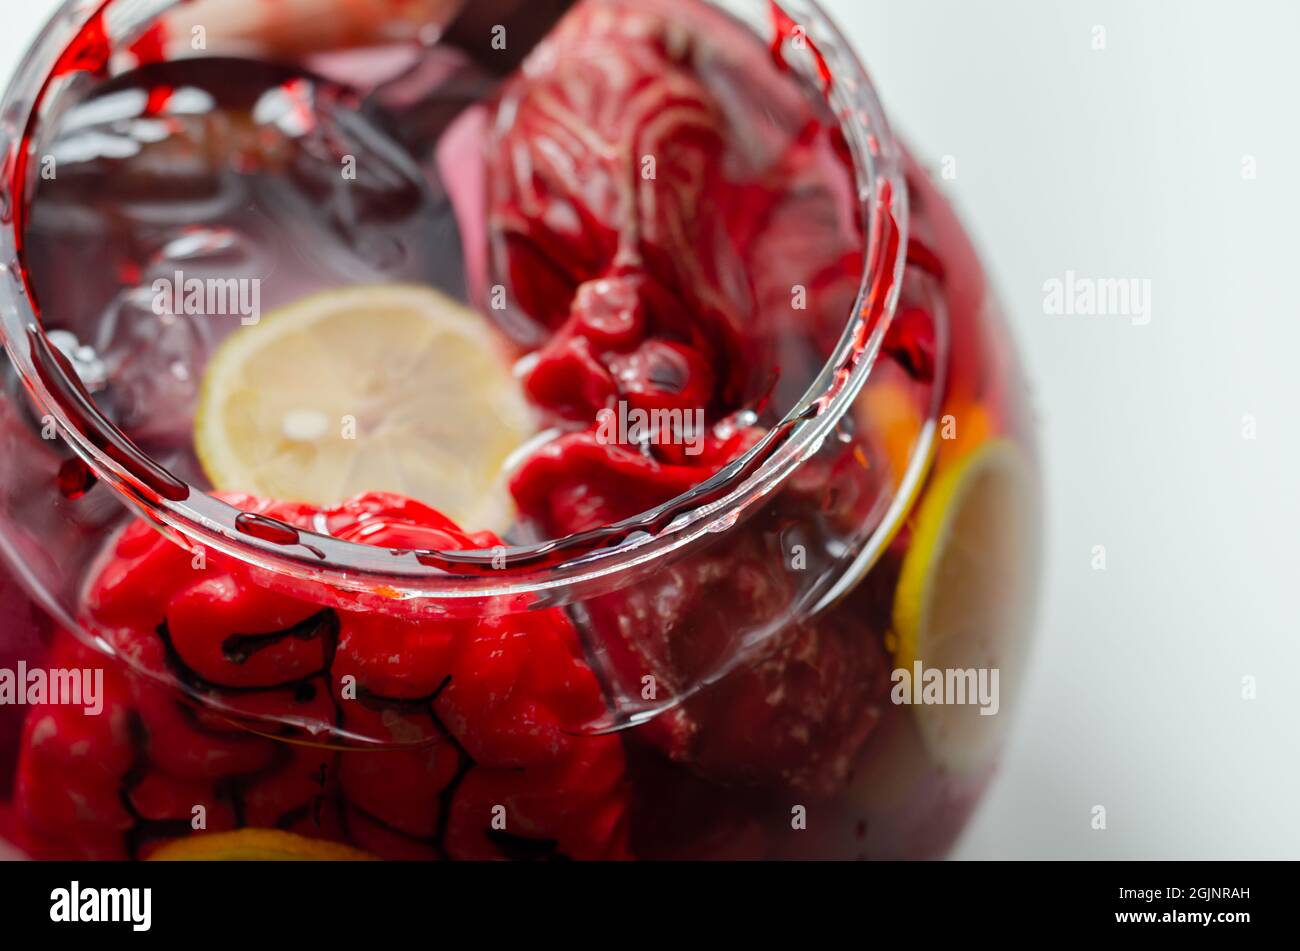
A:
234,512,302,546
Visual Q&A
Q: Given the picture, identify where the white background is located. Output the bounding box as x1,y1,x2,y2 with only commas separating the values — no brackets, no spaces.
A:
4,0,1298,859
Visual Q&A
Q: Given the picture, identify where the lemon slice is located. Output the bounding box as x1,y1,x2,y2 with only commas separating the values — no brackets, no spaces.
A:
195,284,532,533
891,438,1038,772
149,829,378,861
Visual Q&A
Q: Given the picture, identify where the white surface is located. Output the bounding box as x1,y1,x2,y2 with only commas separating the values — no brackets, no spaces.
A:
830,0,1300,859
3,0,1297,859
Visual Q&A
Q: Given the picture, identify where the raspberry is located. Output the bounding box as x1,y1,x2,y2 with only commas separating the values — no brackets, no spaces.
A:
15,493,629,860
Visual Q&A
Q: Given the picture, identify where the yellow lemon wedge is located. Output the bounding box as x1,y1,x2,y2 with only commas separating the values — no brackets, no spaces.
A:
148,829,378,861
891,438,1038,772
195,284,532,533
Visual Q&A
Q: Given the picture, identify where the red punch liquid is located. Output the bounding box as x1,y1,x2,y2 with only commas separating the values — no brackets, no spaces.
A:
0,0,1037,862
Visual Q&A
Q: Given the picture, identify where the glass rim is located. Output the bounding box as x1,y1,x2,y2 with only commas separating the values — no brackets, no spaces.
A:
0,0,911,602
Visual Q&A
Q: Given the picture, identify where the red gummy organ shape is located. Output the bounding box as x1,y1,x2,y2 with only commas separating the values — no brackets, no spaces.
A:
14,493,630,860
